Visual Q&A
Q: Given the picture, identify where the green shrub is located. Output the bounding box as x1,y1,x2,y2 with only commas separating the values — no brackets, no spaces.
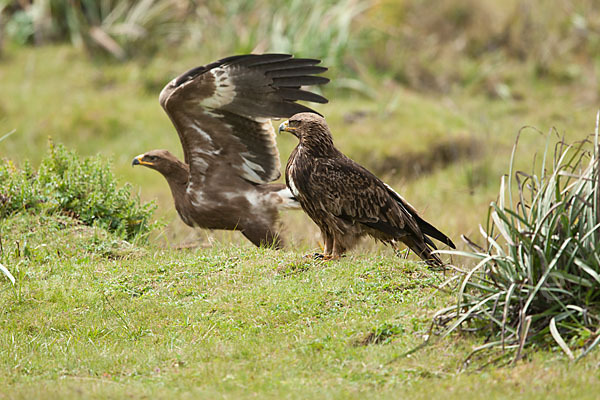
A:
0,140,158,241
435,115,600,362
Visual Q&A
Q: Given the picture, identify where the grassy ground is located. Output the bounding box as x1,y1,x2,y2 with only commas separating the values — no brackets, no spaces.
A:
2,214,600,399
1,42,600,398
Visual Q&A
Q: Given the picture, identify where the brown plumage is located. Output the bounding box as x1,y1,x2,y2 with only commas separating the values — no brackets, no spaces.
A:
279,113,455,265
132,54,328,248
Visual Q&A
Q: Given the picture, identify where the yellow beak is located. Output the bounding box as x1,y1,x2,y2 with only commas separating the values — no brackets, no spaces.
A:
132,155,153,167
278,120,296,134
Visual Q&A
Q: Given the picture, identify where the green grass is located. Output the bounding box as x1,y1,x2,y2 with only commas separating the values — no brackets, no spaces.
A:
1,213,600,399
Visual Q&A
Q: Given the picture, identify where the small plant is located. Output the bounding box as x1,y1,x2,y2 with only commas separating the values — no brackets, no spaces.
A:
0,140,158,241
435,114,600,363
359,322,404,345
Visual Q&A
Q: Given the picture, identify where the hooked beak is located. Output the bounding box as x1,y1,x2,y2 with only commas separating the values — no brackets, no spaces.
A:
278,120,297,136
132,154,152,167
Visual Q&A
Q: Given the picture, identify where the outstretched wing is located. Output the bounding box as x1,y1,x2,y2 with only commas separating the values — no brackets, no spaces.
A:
159,54,329,184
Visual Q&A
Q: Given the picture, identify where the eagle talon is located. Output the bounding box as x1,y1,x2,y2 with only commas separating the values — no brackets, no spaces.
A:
304,252,325,259
303,252,340,261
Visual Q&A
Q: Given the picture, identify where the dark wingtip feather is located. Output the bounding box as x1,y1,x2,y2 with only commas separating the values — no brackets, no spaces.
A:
266,66,328,78
278,88,328,104
174,65,207,86
272,76,330,87
236,54,293,67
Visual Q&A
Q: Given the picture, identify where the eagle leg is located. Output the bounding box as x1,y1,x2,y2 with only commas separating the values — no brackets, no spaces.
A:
322,230,333,256
331,237,346,259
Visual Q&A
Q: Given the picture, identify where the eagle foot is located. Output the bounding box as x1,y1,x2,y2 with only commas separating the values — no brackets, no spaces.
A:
304,252,326,260
303,252,341,261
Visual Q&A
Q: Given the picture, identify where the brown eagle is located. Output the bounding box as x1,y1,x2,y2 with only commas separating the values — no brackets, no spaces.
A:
279,112,455,265
132,54,329,248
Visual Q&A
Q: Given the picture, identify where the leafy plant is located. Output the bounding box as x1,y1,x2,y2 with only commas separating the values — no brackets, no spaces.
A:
435,114,600,362
0,140,158,241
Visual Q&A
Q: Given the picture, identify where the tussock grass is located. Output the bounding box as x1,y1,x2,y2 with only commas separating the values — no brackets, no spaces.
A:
3,0,187,58
435,115,600,363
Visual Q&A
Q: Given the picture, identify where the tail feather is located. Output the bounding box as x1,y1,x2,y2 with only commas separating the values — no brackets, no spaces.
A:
414,214,456,249
383,183,455,249
400,236,443,267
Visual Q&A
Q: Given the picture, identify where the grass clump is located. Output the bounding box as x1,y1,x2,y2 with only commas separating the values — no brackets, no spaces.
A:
0,140,157,241
435,115,600,363
359,321,404,345
2,0,186,58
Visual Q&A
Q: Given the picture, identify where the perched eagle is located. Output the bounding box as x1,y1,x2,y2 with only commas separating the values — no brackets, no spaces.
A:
133,54,329,248
279,113,455,265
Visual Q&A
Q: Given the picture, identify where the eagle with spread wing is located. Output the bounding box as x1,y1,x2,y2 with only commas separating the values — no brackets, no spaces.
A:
132,54,329,248
279,113,455,265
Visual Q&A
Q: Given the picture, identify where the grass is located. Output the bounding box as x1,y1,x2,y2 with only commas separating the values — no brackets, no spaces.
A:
1,213,600,399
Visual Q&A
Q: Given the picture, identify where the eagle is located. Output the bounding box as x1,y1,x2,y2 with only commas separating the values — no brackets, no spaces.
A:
132,54,329,248
279,112,455,265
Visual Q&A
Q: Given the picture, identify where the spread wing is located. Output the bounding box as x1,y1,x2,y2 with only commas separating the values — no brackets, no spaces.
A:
298,153,423,237
159,54,329,184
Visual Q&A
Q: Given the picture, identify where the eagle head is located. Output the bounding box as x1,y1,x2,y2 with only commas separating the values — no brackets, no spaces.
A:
132,149,188,180
279,112,334,151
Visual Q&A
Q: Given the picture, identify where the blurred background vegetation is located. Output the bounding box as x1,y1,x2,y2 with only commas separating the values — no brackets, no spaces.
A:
1,0,599,251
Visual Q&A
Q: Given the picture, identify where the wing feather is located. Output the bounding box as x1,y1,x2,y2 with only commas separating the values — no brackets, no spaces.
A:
296,154,421,237
276,88,328,103
383,183,456,248
160,54,329,184
272,76,330,87
266,66,328,78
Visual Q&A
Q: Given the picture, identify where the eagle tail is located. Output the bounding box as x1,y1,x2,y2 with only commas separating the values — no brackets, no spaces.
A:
414,214,456,249
400,236,443,267
383,183,456,249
